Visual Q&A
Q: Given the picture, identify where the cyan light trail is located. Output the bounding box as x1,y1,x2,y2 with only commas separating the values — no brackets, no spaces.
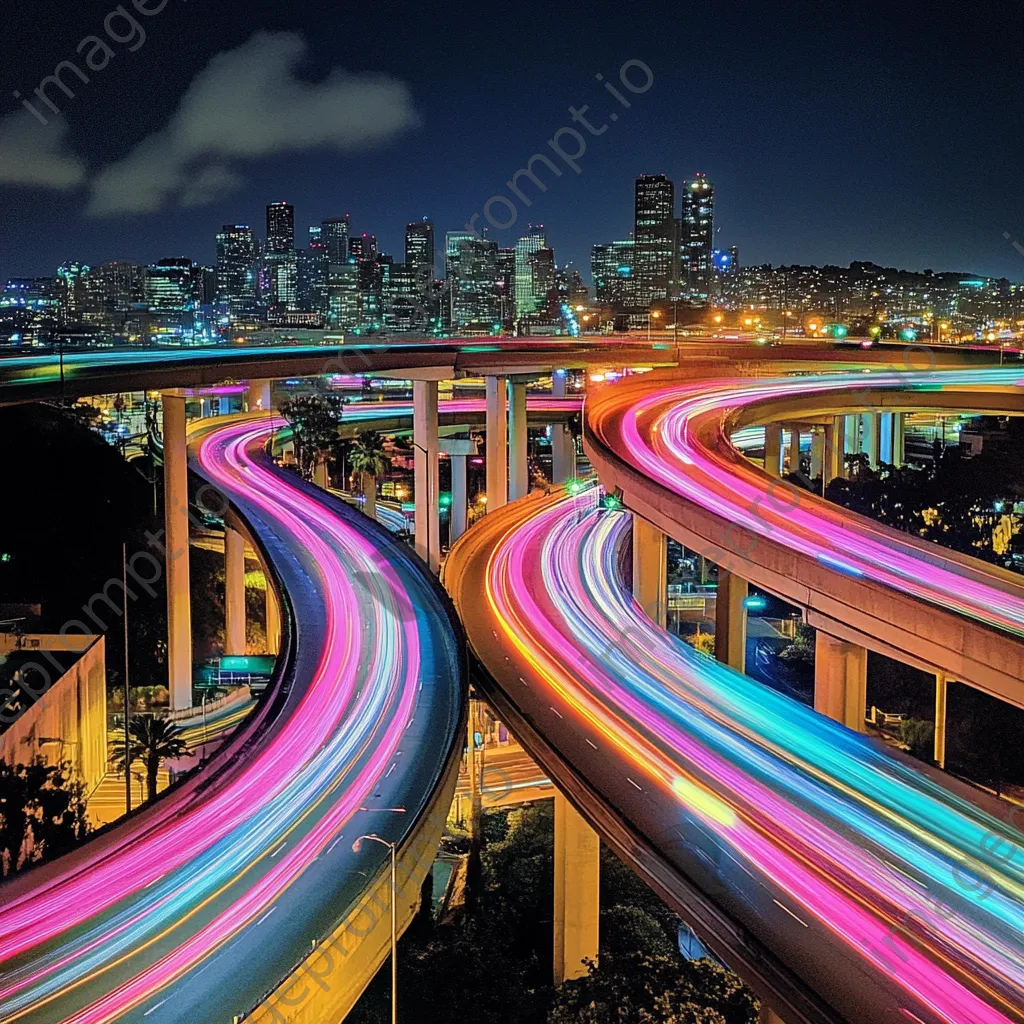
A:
0,416,463,1023
589,367,1024,637
480,487,1024,1023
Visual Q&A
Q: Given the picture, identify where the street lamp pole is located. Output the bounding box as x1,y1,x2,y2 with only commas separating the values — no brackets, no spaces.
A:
353,834,398,1024
122,542,132,815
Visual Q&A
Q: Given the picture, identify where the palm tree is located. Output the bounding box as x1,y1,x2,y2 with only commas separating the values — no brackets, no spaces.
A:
115,716,191,803
349,430,390,522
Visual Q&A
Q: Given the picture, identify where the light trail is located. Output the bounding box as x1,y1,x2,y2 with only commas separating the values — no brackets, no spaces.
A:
0,417,463,1023
466,487,1024,1023
589,367,1024,638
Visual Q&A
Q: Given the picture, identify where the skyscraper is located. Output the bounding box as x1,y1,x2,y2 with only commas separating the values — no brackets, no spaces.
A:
496,248,516,330
529,247,556,315
81,261,145,335
266,202,295,255
327,260,360,328
215,225,257,317
321,217,351,264
405,219,435,279
514,226,547,319
591,241,635,309
446,232,500,332
633,174,675,308
679,173,715,305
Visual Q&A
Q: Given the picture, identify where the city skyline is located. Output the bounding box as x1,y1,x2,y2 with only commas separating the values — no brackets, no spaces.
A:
1,1,1021,283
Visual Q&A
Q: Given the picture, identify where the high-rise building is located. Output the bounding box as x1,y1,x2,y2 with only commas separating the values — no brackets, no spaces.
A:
591,240,635,310
446,232,500,332
514,226,547,319
321,217,351,264
496,248,516,330
382,262,427,332
80,261,145,335
529,247,556,314
146,259,197,310
679,173,714,304
264,252,298,312
349,233,378,261
634,174,675,308
215,225,257,317
297,238,328,316
266,202,295,255
0,277,60,344
327,260,361,329
56,261,90,327
405,219,435,279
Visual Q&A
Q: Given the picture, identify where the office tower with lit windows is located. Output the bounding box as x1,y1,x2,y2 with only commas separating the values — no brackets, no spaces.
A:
529,247,556,314
514,226,547,319
446,231,500,331
297,230,328,316
633,174,675,308
496,247,516,330
382,261,426,332
0,277,61,344
405,219,435,279
56,261,89,327
679,173,715,304
591,240,635,310
80,261,146,336
321,217,351,264
327,260,361,328
266,202,295,254
215,225,257,317
144,258,200,343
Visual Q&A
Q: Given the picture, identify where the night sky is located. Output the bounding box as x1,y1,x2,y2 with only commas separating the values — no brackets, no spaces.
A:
1,0,1022,283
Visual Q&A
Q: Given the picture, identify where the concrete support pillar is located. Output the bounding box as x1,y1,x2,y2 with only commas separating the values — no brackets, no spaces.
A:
810,428,825,480
414,380,440,573
892,412,905,468
162,391,192,711
265,574,281,656
466,699,482,841
224,525,246,657
246,379,272,413
814,632,867,731
313,459,329,489
451,455,468,542
786,426,801,474
632,515,667,628
934,672,948,768
860,413,880,470
715,569,748,673
824,418,842,484
485,376,508,511
508,380,529,501
551,426,576,485
843,414,859,457
879,412,895,466
553,792,600,986
763,423,783,478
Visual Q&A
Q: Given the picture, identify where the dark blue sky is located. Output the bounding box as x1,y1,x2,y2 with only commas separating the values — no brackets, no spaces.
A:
2,0,1022,283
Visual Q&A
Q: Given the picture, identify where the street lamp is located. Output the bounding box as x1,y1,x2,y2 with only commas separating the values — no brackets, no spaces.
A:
353,834,398,1024
647,310,660,342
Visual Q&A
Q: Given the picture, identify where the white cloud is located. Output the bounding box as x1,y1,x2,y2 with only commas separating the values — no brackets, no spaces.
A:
87,32,420,216
0,113,85,189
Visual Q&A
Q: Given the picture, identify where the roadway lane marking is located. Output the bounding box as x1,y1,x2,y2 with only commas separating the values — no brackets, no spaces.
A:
626,777,643,791
325,834,345,856
772,899,808,927
256,907,278,926
585,738,597,750
144,999,168,1016
549,706,563,719
386,762,397,777
270,842,287,858
519,676,529,686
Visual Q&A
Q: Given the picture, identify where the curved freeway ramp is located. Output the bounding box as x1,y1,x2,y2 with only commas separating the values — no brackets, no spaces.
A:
445,486,1024,1024
586,366,1024,704
0,415,466,1023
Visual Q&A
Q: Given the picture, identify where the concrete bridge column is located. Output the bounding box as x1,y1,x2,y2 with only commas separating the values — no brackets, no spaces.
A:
414,380,440,573
265,574,281,656
810,428,825,480
860,413,880,470
508,380,529,500
553,792,600,986
824,417,843,484
843,413,859,464
934,672,948,768
224,524,246,656
632,515,667,628
763,423,783,478
879,412,895,466
313,459,329,489
246,379,272,413
786,426,801,474
814,632,867,731
162,390,193,711
892,412,905,468
551,369,576,485
485,376,508,511
439,437,478,545
715,569,748,673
